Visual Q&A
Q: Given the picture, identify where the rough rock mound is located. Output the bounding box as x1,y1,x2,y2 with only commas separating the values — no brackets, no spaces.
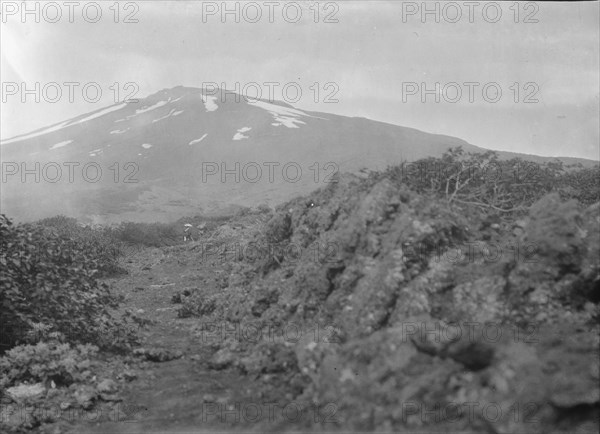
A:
188,174,599,432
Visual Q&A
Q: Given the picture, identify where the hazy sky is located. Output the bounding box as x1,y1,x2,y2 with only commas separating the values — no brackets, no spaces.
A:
1,1,598,159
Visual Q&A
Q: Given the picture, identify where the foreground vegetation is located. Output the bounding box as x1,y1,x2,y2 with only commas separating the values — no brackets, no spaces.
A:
384,147,600,212
0,149,598,432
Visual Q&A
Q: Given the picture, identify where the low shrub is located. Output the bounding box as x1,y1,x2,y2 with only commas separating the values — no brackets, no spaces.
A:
0,215,135,352
36,215,124,276
383,147,600,214
0,341,98,389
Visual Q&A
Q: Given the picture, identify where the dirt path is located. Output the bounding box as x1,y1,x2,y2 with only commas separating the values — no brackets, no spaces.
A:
64,245,265,433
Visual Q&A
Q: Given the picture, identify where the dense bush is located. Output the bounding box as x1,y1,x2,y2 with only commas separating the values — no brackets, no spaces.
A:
0,341,98,389
36,215,124,276
383,147,600,213
0,215,135,352
559,164,600,205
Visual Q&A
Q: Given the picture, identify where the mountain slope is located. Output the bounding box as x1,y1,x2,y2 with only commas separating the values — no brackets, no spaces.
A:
0,86,595,223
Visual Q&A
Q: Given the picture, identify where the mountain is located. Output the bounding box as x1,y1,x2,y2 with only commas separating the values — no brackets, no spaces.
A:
0,86,595,223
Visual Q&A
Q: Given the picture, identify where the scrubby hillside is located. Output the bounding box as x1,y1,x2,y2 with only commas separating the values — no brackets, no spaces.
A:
177,154,599,432
1,151,598,433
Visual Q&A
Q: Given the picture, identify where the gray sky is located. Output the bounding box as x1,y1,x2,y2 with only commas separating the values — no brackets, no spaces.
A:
1,1,598,159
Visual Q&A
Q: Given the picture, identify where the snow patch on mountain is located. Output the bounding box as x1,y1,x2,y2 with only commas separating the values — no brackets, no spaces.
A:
71,103,127,125
49,140,73,150
275,116,305,128
201,95,218,112
136,100,169,115
233,127,252,140
116,99,174,124
249,100,308,118
1,121,71,145
2,103,129,145
233,133,249,140
247,100,310,128
152,109,178,123
189,134,208,145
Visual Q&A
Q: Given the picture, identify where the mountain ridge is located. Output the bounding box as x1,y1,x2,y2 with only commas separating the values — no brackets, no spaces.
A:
1,86,597,223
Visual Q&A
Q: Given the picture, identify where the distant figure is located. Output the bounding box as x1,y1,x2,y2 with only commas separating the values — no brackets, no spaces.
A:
183,224,194,242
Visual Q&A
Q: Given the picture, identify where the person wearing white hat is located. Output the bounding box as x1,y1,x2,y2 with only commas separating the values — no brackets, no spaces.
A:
183,223,194,242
